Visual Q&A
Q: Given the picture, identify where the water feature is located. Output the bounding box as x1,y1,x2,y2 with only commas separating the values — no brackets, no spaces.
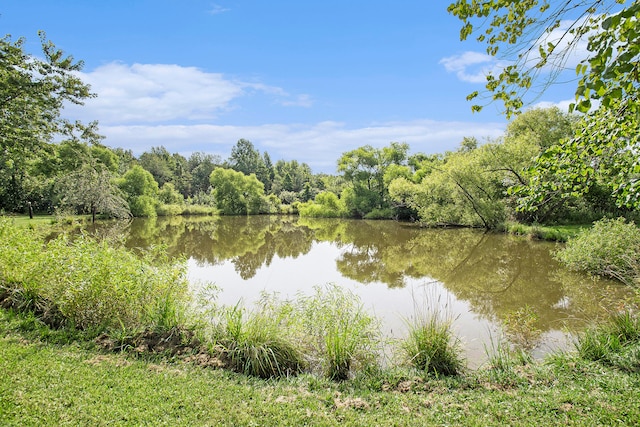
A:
122,215,633,367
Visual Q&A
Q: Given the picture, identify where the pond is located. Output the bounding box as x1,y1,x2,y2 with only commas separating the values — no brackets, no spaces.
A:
120,215,632,367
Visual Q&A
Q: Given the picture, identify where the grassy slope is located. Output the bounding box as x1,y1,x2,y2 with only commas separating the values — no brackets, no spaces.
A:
2,313,639,426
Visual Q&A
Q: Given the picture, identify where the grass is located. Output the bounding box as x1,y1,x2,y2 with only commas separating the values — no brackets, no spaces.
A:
502,221,587,242
2,308,640,426
296,285,381,381
576,311,640,372
2,217,640,424
400,294,464,376
216,303,305,378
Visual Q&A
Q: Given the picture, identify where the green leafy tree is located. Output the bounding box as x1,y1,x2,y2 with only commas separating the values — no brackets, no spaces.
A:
228,139,262,176
272,160,313,197
57,164,130,222
448,0,640,209
209,168,266,215
188,152,221,196
0,32,94,212
119,165,160,217
337,142,409,217
139,146,176,188
158,182,185,205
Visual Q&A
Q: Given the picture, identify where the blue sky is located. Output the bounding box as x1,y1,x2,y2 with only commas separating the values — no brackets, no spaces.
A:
2,1,579,173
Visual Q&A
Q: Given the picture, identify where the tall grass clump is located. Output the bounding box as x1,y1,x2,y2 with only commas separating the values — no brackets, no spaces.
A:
215,299,305,379
555,217,640,286
0,218,191,334
576,311,640,372
296,284,381,380
400,292,464,376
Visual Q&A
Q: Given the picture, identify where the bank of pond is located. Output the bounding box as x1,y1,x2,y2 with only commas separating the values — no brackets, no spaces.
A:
1,215,638,381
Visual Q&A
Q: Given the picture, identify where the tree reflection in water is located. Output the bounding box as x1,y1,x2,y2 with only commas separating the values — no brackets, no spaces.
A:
120,216,636,360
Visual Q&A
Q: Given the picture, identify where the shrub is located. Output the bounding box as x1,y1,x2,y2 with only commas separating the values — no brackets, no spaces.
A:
363,208,394,220
156,203,184,216
555,218,640,285
0,219,190,333
298,192,347,218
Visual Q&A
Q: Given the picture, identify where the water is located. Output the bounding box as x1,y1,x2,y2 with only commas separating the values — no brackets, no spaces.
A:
121,215,633,367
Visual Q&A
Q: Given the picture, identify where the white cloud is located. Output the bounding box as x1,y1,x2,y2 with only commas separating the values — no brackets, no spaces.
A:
208,4,230,15
533,97,600,113
442,18,594,86
522,18,592,71
439,51,509,84
100,119,505,173
68,62,312,124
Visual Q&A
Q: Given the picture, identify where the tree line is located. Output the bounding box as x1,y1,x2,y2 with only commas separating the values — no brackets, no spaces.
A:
2,2,638,228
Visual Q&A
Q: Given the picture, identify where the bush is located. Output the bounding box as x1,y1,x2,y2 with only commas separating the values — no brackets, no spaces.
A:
363,207,394,220
298,192,347,218
555,218,640,285
0,219,190,333
156,203,184,216
129,195,159,218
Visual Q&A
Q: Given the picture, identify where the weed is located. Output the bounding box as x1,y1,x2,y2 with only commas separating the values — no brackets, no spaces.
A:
502,305,542,352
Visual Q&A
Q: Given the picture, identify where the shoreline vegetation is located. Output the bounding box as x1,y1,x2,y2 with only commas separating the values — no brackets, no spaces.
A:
1,217,639,425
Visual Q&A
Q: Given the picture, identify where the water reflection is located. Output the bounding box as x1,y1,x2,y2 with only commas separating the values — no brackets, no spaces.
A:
119,216,635,362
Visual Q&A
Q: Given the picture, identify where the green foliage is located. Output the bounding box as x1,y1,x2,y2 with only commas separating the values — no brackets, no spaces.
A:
296,285,381,381
502,305,542,352
119,165,160,217
0,32,95,212
209,168,266,215
449,1,640,209
155,203,184,216
337,142,409,218
363,207,394,220
555,218,640,286
129,195,159,218
298,191,347,218
158,183,185,205
390,142,511,228
0,219,190,333
401,297,464,376
56,164,130,221
217,303,305,378
576,312,640,373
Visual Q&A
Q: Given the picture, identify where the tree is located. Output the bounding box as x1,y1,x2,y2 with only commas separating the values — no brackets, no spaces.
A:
337,142,409,217
228,139,262,176
448,1,640,209
57,164,130,222
188,152,221,196
119,165,159,217
209,168,266,215
0,32,94,212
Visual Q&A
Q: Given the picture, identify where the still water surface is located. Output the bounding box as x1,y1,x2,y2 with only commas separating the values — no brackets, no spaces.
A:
123,215,632,366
